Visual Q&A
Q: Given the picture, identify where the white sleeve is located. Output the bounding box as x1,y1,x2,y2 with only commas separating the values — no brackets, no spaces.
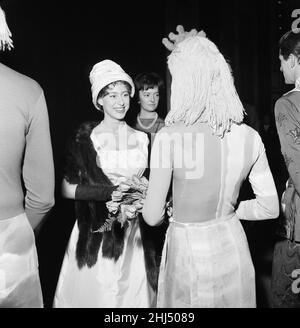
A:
236,134,279,220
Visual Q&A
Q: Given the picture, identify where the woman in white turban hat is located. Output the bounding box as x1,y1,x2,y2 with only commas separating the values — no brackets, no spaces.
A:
89,59,135,110
54,59,158,308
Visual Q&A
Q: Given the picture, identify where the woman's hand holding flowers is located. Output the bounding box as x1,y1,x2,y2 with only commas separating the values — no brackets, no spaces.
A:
95,175,149,232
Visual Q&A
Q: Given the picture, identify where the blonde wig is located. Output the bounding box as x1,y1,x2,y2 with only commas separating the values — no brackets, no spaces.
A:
165,35,244,137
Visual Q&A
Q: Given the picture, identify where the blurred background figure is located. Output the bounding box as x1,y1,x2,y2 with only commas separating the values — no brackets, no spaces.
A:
271,29,300,308
132,72,165,136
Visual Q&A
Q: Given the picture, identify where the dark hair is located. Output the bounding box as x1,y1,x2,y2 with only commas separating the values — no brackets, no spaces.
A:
134,72,164,93
98,80,132,99
279,30,300,63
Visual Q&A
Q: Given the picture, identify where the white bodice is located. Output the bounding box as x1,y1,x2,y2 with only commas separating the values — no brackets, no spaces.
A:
90,123,148,186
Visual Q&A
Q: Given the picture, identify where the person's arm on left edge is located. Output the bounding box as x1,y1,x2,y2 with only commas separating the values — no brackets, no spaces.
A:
23,90,55,229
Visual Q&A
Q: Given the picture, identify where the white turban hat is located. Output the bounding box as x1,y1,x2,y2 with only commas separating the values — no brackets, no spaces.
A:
89,59,135,110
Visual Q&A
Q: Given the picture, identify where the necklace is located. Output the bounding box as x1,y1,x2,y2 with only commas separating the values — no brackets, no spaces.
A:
137,112,158,130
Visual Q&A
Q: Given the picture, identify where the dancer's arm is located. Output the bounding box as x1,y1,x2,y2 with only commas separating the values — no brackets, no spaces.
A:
236,133,279,220
143,129,173,226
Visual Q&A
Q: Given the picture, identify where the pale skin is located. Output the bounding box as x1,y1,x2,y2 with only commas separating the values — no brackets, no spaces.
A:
138,86,160,119
279,53,300,85
62,82,133,199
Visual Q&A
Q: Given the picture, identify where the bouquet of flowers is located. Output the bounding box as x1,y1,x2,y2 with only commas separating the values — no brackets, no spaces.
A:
93,175,149,233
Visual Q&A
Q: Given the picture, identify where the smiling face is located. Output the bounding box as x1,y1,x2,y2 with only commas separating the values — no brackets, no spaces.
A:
97,82,130,122
138,86,160,112
279,53,295,84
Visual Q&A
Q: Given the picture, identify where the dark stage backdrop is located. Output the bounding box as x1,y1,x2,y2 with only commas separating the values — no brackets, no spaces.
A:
0,0,299,307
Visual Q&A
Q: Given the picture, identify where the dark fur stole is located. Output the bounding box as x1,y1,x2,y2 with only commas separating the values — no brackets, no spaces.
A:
63,120,165,291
